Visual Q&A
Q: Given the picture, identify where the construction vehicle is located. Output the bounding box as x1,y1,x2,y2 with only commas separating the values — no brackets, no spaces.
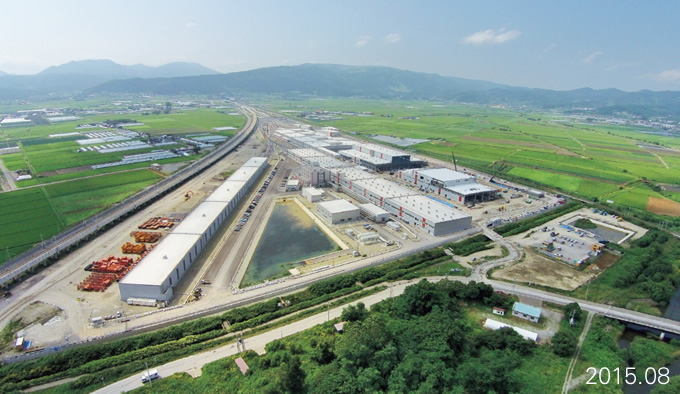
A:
489,160,508,183
184,190,193,200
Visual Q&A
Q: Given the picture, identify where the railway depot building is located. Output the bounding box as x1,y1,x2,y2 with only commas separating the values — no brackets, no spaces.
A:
400,168,497,204
336,171,472,236
317,199,361,224
118,157,268,303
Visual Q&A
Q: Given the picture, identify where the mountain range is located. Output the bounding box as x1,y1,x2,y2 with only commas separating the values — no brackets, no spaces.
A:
89,63,680,119
2,61,680,119
0,60,219,99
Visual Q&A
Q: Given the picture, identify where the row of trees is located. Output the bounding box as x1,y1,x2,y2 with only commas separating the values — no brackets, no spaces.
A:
606,230,679,304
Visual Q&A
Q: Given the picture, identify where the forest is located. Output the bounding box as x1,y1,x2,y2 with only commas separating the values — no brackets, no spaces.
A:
132,280,571,393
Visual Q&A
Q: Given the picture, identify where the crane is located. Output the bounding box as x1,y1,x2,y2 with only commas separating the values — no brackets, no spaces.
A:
489,160,508,183
451,151,458,172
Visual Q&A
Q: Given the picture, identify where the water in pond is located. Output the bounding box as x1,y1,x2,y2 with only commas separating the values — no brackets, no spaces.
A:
617,328,680,394
241,201,337,286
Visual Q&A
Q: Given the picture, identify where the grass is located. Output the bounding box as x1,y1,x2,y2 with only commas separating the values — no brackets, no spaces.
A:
571,316,626,394
269,98,679,212
0,188,63,264
0,319,25,350
0,170,162,264
412,259,470,277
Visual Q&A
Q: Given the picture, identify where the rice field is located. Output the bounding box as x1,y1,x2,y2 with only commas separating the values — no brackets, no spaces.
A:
0,170,162,265
271,98,679,209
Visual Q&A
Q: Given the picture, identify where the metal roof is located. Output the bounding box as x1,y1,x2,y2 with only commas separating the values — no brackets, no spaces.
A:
119,233,201,286
387,194,470,223
352,178,416,199
303,187,324,196
446,183,497,195
337,167,377,181
356,142,409,157
483,318,538,342
318,199,359,214
242,157,268,167
412,168,473,183
172,201,228,235
359,203,390,216
227,164,265,182
205,180,247,203
340,149,390,165
512,302,542,318
288,148,325,158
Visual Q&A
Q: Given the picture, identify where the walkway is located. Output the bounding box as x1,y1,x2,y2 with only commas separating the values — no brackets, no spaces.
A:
562,311,594,393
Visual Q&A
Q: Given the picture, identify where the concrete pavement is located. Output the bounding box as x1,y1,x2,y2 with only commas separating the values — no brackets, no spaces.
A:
93,281,413,394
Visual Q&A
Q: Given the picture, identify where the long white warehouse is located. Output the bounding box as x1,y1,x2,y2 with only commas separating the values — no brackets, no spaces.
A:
118,157,268,303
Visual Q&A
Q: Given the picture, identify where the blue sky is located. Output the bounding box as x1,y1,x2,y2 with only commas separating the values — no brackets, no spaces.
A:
1,0,678,91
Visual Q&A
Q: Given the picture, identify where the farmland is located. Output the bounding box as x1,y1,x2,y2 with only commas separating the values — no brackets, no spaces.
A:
0,102,242,265
0,169,161,265
268,98,680,217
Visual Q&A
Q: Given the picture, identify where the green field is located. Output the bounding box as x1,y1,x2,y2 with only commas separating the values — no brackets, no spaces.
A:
0,102,245,263
268,98,679,214
0,169,162,265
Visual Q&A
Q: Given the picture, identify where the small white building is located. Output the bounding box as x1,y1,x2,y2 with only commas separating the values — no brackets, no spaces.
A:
285,179,301,191
302,187,324,202
359,203,390,223
483,318,538,342
358,232,381,245
317,200,361,224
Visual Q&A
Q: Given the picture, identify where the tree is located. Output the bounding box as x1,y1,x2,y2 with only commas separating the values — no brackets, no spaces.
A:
564,302,583,323
552,330,578,357
281,356,305,393
340,302,367,322
164,101,172,114
392,279,451,317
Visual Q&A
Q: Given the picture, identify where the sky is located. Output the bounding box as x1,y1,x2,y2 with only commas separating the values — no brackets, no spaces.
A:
1,0,679,92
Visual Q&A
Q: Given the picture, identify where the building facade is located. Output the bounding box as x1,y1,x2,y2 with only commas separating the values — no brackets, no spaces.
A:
118,157,268,303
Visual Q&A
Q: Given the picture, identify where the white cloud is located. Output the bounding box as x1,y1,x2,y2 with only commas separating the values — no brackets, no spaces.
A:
355,35,371,48
385,33,401,44
655,69,680,82
186,22,196,29
582,51,603,64
543,43,556,53
462,28,520,45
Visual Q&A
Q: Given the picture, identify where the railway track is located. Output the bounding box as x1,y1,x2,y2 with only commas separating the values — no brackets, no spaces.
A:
0,106,258,288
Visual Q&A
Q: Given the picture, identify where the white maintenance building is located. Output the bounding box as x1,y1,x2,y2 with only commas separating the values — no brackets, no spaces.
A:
118,157,268,303
359,203,390,223
317,199,361,224
302,187,324,202
285,179,301,191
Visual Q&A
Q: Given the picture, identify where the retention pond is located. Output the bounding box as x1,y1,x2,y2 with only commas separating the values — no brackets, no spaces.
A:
241,200,338,286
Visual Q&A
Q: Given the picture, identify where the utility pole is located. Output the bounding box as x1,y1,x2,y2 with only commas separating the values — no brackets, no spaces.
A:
145,361,152,387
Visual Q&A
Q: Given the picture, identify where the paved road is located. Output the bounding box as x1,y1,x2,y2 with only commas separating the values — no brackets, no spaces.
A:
93,280,414,394
0,159,17,191
0,106,257,287
93,268,680,393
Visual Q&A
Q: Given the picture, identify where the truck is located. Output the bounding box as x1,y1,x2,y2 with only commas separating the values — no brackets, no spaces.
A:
486,218,502,227
142,368,159,383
